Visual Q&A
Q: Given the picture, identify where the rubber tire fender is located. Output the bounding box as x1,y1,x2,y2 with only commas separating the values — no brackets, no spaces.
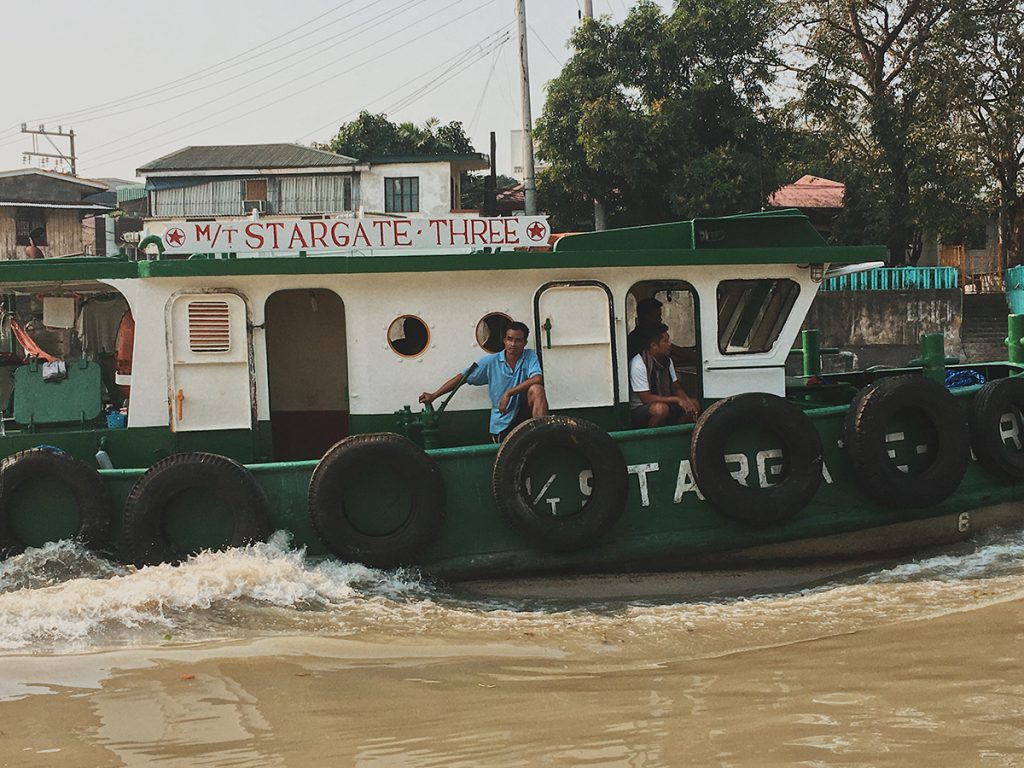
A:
843,374,969,508
492,416,628,552
0,448,113,558
122,452,273,567
308,433,446,569
969,376,1024,480
690,392,823,526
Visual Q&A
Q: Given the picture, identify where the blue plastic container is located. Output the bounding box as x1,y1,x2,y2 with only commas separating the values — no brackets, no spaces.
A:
106,411,127,429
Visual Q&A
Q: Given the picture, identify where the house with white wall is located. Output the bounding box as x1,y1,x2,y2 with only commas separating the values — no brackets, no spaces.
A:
137,143,489,227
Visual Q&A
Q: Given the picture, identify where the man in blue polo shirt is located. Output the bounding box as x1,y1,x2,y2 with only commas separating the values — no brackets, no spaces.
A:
419,321,549,442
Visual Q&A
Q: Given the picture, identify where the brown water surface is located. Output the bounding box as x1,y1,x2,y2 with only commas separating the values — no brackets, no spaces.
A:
2,587,1022,767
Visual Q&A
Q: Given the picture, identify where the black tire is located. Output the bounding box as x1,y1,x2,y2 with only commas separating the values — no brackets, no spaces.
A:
844,375,969,508
690,393,823,526
308,433,445,568
122,452,272,567
969,376,1024,480
492,416,628,552
0,448,113,558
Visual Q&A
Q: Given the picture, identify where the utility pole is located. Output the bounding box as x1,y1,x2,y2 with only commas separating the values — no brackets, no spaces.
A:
515,0,537,215
21,124,77,176
578,2,606,230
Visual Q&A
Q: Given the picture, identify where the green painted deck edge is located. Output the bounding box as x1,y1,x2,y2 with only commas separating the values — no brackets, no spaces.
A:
0,258,137,284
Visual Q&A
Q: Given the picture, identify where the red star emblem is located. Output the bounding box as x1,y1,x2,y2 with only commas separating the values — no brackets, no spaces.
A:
526,221,547,242
166,228,185,247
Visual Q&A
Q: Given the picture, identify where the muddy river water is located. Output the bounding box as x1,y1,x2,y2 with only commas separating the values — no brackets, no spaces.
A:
1,530,1022,766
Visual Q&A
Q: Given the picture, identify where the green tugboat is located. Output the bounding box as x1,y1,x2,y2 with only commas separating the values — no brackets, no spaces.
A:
0,210,1022,580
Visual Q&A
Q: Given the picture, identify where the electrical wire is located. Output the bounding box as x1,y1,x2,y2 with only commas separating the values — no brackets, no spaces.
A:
82,0,462,164
83,0,503,169
24,0,366,125
298,26,512,141
382,34,509,115
468,37,506,132
527,23,564,66
79,0,428,140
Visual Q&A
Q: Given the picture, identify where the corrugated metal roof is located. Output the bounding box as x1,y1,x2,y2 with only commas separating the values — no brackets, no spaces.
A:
116,185,147,202
138,144,359,173
768,175,845,209
0,168,109,189
0,201,114,211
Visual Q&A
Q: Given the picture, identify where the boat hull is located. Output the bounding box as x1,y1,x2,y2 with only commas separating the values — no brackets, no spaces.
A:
33,399,1016,582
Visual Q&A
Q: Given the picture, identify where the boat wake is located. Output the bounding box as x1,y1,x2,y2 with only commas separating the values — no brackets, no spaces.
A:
2,527,1024,654
0,532,433,652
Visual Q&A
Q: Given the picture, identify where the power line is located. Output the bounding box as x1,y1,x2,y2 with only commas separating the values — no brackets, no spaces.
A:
528,23,564,66
299,26,512,141
383,34,510,115
84,0,502,169
468,38,506,132
25,0,365,126
83,0,429,154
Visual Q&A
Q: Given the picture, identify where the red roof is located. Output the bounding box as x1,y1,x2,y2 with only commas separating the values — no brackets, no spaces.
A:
768,175,844,209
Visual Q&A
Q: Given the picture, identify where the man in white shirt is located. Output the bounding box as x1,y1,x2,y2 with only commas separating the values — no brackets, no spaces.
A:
629,323,700,428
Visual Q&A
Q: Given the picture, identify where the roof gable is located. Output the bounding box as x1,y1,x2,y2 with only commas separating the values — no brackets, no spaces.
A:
768,175,845,209
138,143,359,173
0,169,111,205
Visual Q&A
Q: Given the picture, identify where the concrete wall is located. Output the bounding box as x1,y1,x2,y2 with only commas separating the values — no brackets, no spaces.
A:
802,289,963,368
361,161,453,216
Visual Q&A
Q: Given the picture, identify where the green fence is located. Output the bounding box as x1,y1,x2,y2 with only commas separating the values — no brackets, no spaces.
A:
822,266,959,291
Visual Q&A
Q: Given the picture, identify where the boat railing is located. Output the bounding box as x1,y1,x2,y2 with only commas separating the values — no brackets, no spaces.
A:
821,266,959,292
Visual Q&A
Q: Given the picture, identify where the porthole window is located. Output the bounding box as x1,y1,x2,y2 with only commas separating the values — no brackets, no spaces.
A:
388,315,429,357
476,312,511,352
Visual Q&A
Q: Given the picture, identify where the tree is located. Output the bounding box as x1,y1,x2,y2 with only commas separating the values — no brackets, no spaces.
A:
535,0,787,230
947,2,1024,268
791,0,986,264
461,172,520,212
320,111,475,158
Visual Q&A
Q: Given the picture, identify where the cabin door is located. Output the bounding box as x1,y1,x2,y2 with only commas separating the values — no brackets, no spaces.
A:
264,289,348,460
168,292,253,432
535,282,617,409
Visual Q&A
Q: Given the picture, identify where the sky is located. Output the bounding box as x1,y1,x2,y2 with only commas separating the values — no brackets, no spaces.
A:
0,0,672,183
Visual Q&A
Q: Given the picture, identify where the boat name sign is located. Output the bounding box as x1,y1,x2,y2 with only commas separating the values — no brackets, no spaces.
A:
150,216,551,254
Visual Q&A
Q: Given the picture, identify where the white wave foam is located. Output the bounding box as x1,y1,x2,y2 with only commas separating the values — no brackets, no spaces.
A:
0,532,423,651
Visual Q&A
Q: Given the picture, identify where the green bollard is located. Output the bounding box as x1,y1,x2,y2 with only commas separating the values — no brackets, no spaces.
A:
801,329,821,377
1008,314,1024,364
910,332,957,383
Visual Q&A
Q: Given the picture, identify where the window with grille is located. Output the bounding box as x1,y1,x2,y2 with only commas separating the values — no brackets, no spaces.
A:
15,211,46,246
188,300,231,352
384,177,419,213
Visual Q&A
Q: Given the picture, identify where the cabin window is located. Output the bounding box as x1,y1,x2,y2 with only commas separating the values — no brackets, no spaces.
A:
15,211,46,246
476,313,511,353
187,300,232,353
388,315,429,357
385,177,419,213
717,279,799,354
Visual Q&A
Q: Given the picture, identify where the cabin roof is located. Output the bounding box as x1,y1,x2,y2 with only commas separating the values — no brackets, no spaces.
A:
554,211,828,252
0,213,886,287
137,143,359,173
